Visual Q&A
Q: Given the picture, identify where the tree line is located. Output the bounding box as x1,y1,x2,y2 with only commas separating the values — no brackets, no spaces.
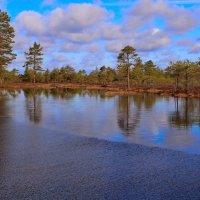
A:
1,10,200,92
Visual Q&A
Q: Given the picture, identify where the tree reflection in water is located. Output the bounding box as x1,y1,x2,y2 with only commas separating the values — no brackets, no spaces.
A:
49,88,77,100
0,90,20,172
1,89,200,154
0,91,10,135
117,96,139,136
24,89,42,124
117,94,158,136
169,97,200,128
23,88,79,123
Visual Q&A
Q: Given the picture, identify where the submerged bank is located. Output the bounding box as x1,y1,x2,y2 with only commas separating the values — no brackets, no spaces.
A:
1,123,200,200
1,82,200,98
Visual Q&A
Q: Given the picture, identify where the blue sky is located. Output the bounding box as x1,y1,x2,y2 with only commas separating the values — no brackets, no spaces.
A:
1,0,200,72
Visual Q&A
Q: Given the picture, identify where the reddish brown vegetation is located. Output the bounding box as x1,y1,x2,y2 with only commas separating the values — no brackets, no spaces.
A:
1,83,200,98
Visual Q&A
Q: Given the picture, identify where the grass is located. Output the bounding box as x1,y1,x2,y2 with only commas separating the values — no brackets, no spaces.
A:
1,82,200,97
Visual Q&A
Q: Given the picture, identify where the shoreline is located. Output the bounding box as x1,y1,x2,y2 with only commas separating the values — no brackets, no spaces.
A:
1,82,200,98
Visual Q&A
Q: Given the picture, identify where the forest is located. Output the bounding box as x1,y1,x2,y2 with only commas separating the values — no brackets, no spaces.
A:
1,10,200,93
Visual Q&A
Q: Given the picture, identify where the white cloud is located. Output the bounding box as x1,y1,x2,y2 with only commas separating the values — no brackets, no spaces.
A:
125,0,197,34
135,28,170,51
189,43,200,53
81,50,105,69
9,53,25,71
125,0,166,29
14,34,32,50
42,0,56,6
105,40,135,53
46,55,74,69
11,1,200,69
99,23,123,40
164,5,196,33
15,11,45,35
177,39,192,47
14,4,116,43
48,4,109,33
87,44,101,53
59,43,84,53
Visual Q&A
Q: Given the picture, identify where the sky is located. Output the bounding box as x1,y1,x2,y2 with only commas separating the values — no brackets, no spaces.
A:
1,0,200,72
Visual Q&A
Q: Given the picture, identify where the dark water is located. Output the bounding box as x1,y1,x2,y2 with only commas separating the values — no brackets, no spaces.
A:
0,88,200,154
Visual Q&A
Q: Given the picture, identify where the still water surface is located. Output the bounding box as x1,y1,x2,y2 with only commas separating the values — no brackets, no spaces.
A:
1,88,200,154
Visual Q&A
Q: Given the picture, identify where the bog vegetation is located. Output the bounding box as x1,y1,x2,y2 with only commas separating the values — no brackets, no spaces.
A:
1,10,200,92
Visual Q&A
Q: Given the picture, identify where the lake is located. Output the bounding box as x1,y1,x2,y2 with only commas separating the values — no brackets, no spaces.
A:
1,88,200,154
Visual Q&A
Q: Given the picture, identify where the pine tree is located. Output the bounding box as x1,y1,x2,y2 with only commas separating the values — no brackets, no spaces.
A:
0,10,16,83
24,42,43,84
117,46,138,90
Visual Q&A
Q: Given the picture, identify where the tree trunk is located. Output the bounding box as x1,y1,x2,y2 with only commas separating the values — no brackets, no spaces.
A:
33,72,36,85
0,77,3,84
127,65,130,90
33,54,36,85
175,76,179,92
0,68,4,84
175,97,179,113
185,73,189,93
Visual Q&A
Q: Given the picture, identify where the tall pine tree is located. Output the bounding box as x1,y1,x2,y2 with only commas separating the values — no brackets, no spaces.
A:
117,46,138,90
0,10,16,83
24,42,43,84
